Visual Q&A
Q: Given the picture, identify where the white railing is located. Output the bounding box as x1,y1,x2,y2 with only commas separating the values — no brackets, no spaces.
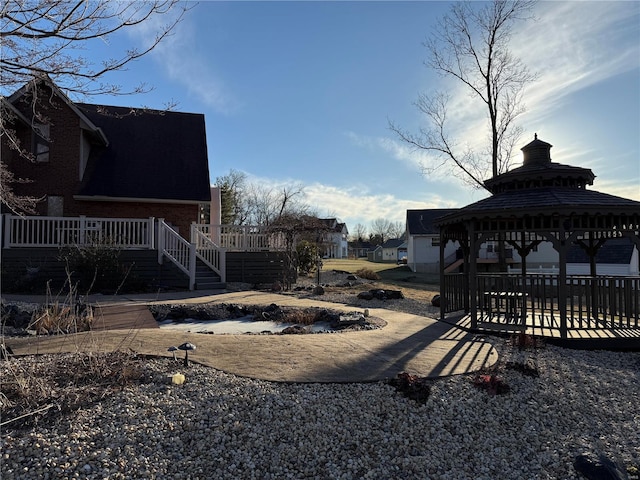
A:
158,219,196,290
2,214,154,249
191,224,226,283
192,224,288,251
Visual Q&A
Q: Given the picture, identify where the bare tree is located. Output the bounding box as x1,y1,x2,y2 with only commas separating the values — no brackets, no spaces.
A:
370,218,393,245
1,0,190,213
389,221,406,240
244,182,310,226
390,0,537,189
350,223,368,243
266,213,331,290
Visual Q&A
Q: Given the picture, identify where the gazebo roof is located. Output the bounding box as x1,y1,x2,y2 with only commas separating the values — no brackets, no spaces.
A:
435,135,640,228
435,187,640,226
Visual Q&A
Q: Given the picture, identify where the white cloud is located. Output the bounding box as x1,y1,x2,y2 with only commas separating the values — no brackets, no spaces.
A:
125,6,239,114
513,2,640,126
238,173,457,229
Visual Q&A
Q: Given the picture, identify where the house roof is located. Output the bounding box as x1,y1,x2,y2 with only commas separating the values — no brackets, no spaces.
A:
8,76,109,146
75,104,211,203
320,218,348,234
382,238,404,249
407,209,458,235
567,237,636,265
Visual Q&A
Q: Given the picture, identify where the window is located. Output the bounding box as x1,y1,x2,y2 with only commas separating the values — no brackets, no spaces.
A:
432,237,440,247
33,123,50,163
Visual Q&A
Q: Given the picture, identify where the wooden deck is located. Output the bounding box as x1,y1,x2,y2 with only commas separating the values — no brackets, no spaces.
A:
90,304,159,331
446,312,640,350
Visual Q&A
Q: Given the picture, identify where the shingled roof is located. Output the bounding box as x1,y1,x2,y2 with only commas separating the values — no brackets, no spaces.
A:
76,104,211,203
568,237,636,264
407,209,458,235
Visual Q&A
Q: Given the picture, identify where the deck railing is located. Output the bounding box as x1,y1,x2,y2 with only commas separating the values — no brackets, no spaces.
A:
191,224,226,283
2,214,155,249
158,219,196,290
192,224,288,251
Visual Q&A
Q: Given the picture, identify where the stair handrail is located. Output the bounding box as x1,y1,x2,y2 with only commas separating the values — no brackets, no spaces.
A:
191,224,226,283
158,219,196,290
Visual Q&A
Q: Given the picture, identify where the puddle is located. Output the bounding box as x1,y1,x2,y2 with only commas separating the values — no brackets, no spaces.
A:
158,315,334,334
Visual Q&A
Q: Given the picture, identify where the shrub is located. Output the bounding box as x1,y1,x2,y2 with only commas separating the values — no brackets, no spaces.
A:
58,237,142,294
296,240,319,275
355,268,380,280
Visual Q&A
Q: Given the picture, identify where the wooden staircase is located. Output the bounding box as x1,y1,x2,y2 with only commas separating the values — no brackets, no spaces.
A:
194,258,225,290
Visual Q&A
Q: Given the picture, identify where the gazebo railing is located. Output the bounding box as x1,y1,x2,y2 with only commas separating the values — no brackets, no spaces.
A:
444,273,640,331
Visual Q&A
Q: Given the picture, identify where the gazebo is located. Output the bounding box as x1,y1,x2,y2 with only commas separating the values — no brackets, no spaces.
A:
434,135,640,347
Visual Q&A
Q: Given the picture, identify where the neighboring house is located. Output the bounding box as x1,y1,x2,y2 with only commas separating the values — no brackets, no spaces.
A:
348,240,372,258
381,238,405,263
1,77,211,235
567,237,639,276
368,245,383,263
319,218,348,258
406,209,458,273
407,208,561,273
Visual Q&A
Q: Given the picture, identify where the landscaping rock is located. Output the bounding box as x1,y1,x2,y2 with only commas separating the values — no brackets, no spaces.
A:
280,325,307,335
357,289,404,301
573,453,628,480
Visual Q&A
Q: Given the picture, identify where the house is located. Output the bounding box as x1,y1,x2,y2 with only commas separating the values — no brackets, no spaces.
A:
407,208,561,273
319,218,348,258
348,240,373,258
368,245,383,263
381,238,405,263
1,77,211,235
0,77,229,291
406,209,458,273
567,237,639,276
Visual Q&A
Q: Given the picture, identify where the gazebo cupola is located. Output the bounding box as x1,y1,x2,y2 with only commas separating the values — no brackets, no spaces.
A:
484,134,595,194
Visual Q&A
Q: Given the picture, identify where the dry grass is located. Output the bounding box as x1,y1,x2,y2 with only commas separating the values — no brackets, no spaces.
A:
321,258,440,303
0,351,148,430
354,268,381,280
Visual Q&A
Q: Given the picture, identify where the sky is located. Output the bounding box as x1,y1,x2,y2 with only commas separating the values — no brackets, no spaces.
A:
85,0,639,234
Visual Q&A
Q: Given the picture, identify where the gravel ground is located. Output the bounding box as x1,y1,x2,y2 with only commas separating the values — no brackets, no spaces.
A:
1,271,639,479
1,344,639,480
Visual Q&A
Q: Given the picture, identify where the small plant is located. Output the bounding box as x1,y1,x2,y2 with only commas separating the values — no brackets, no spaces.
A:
27,280,93,335
511,332,544,350
355,268,380,280
389,372,431,404
473,374,510,395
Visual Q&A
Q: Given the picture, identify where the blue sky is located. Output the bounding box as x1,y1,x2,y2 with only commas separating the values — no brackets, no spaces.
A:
87,1,639,233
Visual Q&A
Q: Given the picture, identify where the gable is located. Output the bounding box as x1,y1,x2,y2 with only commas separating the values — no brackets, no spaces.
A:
76,104,211,203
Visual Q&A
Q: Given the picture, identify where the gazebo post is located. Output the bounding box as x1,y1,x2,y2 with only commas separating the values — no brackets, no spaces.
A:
439,229,445,321
469,223,478,329
557,228,570,339
520,232,528,328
